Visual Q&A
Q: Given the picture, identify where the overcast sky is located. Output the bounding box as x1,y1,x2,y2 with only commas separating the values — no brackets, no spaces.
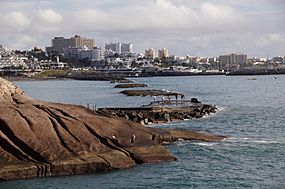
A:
0,0,284,57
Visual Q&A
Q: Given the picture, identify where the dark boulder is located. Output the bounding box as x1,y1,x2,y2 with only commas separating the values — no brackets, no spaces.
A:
191,98,200,103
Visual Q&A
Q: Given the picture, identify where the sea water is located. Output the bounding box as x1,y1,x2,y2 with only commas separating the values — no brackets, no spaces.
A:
1,75,284,188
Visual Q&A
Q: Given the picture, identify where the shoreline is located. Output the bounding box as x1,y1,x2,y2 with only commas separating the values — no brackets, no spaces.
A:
3,76,71,82
3,72,284,82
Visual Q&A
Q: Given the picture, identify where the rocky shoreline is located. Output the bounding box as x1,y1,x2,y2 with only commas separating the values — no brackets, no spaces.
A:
0,77,225,181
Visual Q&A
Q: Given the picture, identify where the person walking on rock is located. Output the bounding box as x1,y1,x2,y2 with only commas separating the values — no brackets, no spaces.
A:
111,135,119,145
131,133,136,147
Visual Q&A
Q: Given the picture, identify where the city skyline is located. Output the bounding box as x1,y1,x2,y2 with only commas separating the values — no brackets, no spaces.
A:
0,0,284,58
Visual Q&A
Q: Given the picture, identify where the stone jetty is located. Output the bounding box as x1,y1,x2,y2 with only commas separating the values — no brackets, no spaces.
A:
0,77,225,181
97,100,216,125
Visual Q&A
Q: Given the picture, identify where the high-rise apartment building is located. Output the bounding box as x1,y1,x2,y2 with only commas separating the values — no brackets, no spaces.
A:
46,35,95,54
219,53,247,65
158,48,169,59
121,43,133,54
105,42,133,54
145,48,156,59
105,43,121,54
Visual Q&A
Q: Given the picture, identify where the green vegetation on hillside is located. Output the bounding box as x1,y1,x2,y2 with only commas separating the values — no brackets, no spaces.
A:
34,70,65,78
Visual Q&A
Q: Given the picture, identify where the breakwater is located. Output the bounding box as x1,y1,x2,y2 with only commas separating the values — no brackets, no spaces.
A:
97,101,216,125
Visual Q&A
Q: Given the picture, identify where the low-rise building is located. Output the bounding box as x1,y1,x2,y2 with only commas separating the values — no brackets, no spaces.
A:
0,55,26,69
272,56,284,63
63,46,105,61
0,45,4,55
63,47,83,59
80,47,105,61
186,56,200,64
38,58,67,70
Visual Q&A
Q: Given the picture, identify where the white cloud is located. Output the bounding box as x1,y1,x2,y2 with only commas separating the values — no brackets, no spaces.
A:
65,1,243,34
200,3,241,22
2,11,30,29
7,34,37,50
0,0,284,57
0,1,33,11
27,9,63,33
38,9,63,24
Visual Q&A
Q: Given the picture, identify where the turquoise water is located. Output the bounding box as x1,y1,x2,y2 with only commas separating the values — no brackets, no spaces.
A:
1,75,285,188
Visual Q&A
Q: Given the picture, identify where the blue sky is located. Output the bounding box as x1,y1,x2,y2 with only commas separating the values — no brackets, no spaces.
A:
0,0,284,58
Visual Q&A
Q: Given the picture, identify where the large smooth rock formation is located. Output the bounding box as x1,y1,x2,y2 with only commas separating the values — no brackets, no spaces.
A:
0,77,225,181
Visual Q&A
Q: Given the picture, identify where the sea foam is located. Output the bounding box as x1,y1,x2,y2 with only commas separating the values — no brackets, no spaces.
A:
224,137,281,144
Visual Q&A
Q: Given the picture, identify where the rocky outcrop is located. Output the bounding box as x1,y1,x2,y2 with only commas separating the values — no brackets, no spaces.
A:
0,77,225,181
114,84,147,88
110,79,134,83
120,89,182,97
98,104,216,125
0,77,24,101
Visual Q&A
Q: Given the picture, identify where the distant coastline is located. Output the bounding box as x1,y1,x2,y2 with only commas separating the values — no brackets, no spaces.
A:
226,68,285,76
3,76,69,82
3,68,285,82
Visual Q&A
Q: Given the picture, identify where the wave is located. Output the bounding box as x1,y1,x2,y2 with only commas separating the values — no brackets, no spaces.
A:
192,142,216,146
174,139,217,147
224,137,282,144
198,106,227,120
173,137,282,148
216,106,226,112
